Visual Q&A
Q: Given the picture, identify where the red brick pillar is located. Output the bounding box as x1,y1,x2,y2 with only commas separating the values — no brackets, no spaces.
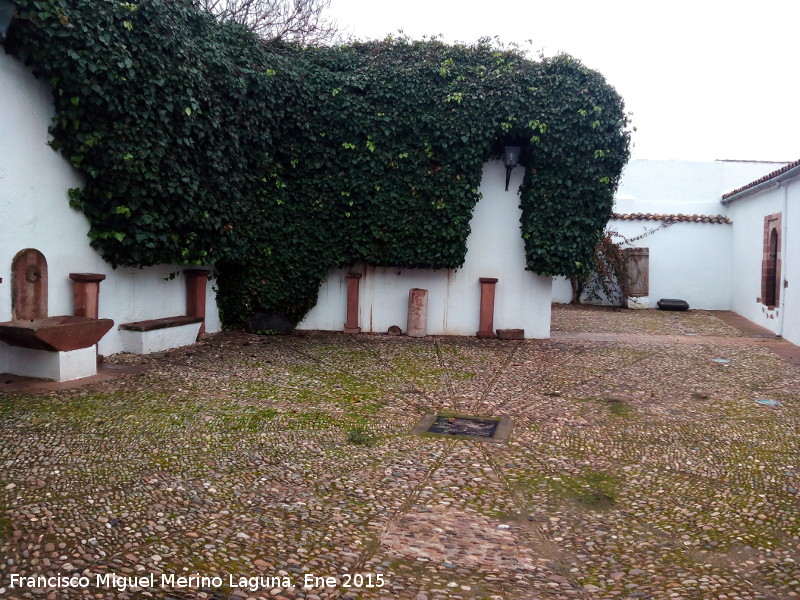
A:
185,269,211,333
344,273,362,333
69,273,106,319
477,277,498,339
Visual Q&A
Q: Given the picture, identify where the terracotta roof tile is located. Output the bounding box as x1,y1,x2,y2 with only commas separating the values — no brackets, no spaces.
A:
721,158,800,200
612,212,732,224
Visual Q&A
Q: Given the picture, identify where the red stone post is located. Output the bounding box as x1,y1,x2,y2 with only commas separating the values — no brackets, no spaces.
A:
476,277,499,339
12,249,48,320
344,273,362,333
69,273,106,319
407,288,428,338
185,269,211,334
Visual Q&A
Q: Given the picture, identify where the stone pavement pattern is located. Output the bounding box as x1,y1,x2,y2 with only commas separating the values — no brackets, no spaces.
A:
0,305,799,600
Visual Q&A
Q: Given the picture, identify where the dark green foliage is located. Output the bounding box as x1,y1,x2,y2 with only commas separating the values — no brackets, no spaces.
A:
7,1,631,327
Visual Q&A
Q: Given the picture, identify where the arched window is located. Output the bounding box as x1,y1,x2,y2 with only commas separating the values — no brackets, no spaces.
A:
761,214,781,309
765,229,778,307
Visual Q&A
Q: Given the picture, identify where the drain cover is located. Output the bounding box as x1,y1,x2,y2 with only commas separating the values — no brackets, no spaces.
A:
428,416,499,437
412,414,512,443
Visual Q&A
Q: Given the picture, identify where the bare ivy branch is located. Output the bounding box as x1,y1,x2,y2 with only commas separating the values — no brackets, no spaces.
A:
570,230,622,305
569,221,677,305
195,0,339,44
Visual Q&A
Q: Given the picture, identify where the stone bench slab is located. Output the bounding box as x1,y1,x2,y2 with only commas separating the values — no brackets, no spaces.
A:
119,316,203,332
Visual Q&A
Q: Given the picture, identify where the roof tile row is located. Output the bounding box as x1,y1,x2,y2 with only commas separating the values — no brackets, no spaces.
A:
721,158,800,200
613,212,732,224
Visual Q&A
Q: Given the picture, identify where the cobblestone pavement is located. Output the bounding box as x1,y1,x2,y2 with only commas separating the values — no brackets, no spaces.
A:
1,305,799,600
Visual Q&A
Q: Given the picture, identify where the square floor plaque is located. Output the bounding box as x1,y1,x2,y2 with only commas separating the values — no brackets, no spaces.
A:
412,414,512,443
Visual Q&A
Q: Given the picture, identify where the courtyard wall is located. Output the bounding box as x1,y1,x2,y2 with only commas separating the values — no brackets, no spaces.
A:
0,53,221,364
553,159,789,311
298,162,553,338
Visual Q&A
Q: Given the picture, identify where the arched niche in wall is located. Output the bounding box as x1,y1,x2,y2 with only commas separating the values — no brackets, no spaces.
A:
761,214,782,309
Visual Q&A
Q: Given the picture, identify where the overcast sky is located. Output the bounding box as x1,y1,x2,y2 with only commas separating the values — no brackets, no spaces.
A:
329,0,799,163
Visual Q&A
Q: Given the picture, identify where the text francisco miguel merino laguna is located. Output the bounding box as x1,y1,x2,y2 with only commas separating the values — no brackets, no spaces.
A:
9,572,386,592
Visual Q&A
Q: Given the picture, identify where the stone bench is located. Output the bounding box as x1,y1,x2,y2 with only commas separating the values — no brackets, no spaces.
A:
119,316,203,354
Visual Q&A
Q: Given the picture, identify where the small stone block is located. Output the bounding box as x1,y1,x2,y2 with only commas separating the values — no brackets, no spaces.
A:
626,296,650,310
496,329,524,340
247,311,293,334
657,298,690,311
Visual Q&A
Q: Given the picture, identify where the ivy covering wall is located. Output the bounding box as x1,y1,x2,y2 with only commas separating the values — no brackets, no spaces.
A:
6,0,631,327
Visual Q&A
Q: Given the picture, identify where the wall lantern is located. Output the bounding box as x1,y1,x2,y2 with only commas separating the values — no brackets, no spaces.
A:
503,146,520,191
0,0,18,43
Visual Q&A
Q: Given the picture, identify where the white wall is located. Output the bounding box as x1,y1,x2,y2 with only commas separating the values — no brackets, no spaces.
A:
781,179,800,346
554,159,786,310
553,218,733,309
0,52,221,358
614,159,787,216
624,220,732,309
298,161,552,338
727,178,797,341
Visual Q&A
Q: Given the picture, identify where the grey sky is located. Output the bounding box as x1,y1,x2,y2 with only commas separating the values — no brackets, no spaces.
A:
330,0,799,162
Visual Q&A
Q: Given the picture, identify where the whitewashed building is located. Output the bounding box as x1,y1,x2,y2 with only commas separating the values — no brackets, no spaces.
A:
722,160,800,345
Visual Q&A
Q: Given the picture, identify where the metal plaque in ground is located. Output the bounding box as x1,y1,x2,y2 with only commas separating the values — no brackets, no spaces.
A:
411,414,513,443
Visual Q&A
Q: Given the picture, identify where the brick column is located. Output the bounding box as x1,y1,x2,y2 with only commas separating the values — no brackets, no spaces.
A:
344,273,362,333
477,277,498,339
185,269,211,334
69,273,106,319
